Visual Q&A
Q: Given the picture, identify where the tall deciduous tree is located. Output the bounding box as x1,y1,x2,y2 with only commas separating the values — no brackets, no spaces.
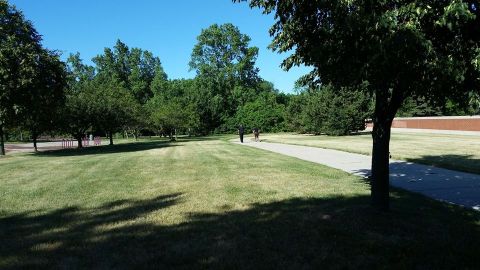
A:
0,0,42,155
189,23,260,133
93,40,166,104
21,50,66,151
240,0,480,210
63,53,96,148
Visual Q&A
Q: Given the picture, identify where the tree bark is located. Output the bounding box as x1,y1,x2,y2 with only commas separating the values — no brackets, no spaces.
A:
370,89,396,211
0,124,5,156
109,131,113,145
371,117,392,211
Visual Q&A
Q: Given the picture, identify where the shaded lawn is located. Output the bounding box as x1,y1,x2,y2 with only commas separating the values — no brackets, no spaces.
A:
0,137,478,269
260,132,480,174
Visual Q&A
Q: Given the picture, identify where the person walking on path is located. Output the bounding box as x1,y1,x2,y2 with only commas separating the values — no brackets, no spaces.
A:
238,125,245,143
253,127,260,142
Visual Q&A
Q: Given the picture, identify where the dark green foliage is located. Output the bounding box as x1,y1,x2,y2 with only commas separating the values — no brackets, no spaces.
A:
21,50,67,151
303,85,371,136
284,93,308,133
93,40,167,105
189,23,261,133
0,0,66,153
397,96,444,117
285,84,371,135
229,92,285,132
147,79,199,138
91,79,139,145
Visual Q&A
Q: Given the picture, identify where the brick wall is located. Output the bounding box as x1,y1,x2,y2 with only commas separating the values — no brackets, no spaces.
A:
366,116,480,131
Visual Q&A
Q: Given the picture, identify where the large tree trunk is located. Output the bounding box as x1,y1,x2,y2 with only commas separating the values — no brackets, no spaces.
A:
371,116,392,211
109,131,113,145
370,88,401,211
0,124,5,156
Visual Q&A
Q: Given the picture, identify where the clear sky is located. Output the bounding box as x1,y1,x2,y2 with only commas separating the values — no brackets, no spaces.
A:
9,0,311,93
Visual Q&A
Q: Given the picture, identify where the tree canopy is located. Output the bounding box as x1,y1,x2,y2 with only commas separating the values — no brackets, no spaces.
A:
241,0,480,210
0,0,66,154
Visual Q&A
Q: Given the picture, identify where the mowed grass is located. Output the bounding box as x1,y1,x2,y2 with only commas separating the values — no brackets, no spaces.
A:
0,137,479,269
261,132,480,174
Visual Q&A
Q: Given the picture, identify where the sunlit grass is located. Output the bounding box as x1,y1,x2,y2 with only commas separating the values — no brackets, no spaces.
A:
0,137,478,269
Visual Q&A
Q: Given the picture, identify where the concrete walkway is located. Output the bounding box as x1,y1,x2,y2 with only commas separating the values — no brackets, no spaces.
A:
235,140,480,210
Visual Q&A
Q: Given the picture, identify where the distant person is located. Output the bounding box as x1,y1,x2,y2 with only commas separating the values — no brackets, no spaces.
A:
238,125,245,143
253,127,260,142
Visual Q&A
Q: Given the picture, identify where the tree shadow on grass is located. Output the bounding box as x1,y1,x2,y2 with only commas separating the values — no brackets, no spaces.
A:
1,191,478,269
35,140,181,157
405,154,480,175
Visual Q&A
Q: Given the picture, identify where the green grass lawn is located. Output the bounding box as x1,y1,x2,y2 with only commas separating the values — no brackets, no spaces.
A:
0,137,478,269
260,132,480,174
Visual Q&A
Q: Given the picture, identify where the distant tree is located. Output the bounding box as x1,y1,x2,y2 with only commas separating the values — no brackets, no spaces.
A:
0,0,42,155
231,90,286,132
91,79,138,145
93,40,166,104
285,93,308,133
241,0,480,210
148,79,199,138
62,53,96,148
303,85,371,136
189,23,260,132
397,96,444,117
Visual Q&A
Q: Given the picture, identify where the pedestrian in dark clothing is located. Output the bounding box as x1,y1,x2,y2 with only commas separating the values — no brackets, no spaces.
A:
238,125,245,143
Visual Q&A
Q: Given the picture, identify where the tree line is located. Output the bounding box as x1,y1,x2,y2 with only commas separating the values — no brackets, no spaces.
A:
1,1,380,155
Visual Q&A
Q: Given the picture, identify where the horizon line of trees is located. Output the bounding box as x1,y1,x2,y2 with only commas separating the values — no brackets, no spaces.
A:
2,0,480,158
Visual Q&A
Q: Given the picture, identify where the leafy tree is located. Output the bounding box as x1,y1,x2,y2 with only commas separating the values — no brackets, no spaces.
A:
241,0,480,210
63,53,96,148
91,79,138,145
93,40,166,105
189,23,260,133
285,93,308,133
303,85,371,136
0,0,42,155
20,50,67,151
148,79,199,138
232,91,286,132
397,96,444,117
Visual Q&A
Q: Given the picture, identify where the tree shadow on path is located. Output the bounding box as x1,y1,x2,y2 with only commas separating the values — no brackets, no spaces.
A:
405,154,480,175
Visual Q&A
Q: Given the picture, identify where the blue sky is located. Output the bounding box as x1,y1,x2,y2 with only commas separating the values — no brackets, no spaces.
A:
9,0,310,93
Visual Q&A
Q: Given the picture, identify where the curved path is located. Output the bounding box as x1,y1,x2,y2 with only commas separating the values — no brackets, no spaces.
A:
235,140,480,210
